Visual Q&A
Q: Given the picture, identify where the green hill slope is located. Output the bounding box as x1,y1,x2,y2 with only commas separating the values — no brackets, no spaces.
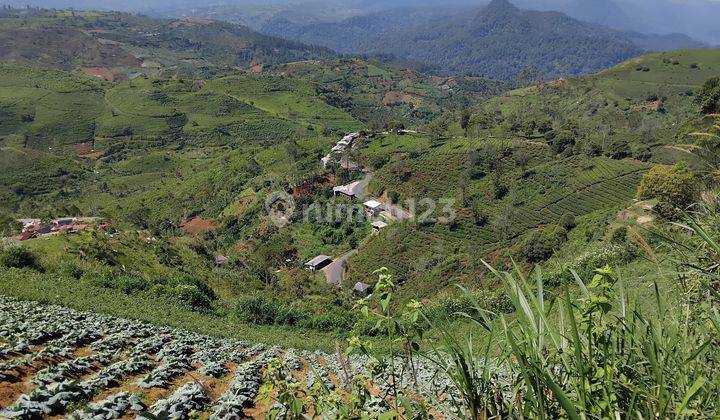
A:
0,8,334,77
0,47,717,345
342,49,720,295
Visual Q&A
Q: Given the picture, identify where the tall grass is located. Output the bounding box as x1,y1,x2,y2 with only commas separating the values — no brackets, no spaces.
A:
425,212,720,418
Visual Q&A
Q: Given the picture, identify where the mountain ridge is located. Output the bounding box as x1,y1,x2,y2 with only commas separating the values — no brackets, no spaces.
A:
260,0,703,81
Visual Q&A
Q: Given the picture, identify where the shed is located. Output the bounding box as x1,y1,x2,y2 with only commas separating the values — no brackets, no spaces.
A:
364,200,384,216
305,255,333,271
353,282,372,297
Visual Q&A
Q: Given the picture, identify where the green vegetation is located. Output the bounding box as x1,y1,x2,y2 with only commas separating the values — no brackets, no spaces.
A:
0,9,719,394
263,0,647,82
264,207,720,416
636,162,699,215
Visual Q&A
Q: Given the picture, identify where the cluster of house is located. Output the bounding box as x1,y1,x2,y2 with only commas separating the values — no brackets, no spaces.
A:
15,217,106,241
321,132,361,169
303,255,372,297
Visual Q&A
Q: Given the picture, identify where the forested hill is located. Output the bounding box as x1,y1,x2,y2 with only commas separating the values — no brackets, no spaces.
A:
0,8,334,76
261,0,687,82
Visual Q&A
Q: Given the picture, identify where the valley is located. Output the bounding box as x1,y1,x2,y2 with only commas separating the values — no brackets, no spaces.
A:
0,2,719,418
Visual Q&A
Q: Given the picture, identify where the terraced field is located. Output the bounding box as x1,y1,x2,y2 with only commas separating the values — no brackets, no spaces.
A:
0,297,468,418
347,150,649,291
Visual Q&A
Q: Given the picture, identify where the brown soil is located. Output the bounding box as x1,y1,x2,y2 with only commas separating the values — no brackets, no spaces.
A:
382,91,420,106
74,140,94,155
80,67,115,82
630,100,660,111
233,195,257,217
181,217,217,236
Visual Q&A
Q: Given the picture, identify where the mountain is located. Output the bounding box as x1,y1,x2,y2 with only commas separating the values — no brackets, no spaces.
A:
512,0,720,45
261,6,468,56
264,0,646,81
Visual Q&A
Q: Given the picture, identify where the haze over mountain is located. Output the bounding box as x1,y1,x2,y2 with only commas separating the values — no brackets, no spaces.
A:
261,0,706,81
3,0,720,45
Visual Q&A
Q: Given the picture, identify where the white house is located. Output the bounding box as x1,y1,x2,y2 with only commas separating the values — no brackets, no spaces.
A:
305,255,333,271
364,200,384,216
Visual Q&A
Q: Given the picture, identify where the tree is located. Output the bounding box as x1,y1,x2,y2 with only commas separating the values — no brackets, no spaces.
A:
546,129,575,155
515,151,531,175
386,120,405,134
0,242,38,270
696,76,720,114
537,118,553,135
427,116,449,142
636,163,699,213
521,120,537,137
519,225,568,263
460,109,472,137
560,213,576,231
0,212,20,236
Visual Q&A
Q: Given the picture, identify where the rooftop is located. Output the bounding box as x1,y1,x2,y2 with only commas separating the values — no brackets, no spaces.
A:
305,255,333,267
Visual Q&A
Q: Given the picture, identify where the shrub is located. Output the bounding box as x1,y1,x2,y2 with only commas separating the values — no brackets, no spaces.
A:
560,213,576,231
57,260,84,279
235,295,303,326
610,226,628,243
636,163,698,211
0,244,38,270
519,225,567,263
546,129,575,154
149,276,216,311
234,294,355,331
114,275,148,294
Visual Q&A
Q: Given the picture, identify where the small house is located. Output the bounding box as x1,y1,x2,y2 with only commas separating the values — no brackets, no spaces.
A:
371,220,388,234
353,282,372,297
333,180,362,198
305,255,333,271
364,200,384,216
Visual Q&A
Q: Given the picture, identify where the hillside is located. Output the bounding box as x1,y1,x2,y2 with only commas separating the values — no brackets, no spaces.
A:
265,58,508,127
0,8,334,78
262,0,674,81
341,49,720,292
0,48,714,311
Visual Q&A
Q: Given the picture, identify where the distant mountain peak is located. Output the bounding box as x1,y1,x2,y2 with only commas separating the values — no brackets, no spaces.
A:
482,0,520,16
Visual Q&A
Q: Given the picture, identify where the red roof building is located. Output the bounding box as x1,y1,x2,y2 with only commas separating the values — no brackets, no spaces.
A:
17,231,37,241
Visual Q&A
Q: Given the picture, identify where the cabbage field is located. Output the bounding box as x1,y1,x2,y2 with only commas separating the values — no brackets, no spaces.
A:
0,297,464,419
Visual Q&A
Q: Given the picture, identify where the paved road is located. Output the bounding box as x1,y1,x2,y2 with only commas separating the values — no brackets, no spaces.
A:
349,172,373,199
323,249,358,286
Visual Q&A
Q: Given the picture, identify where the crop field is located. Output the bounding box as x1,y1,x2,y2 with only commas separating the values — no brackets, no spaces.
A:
0,297,466,419
349,144,648,292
